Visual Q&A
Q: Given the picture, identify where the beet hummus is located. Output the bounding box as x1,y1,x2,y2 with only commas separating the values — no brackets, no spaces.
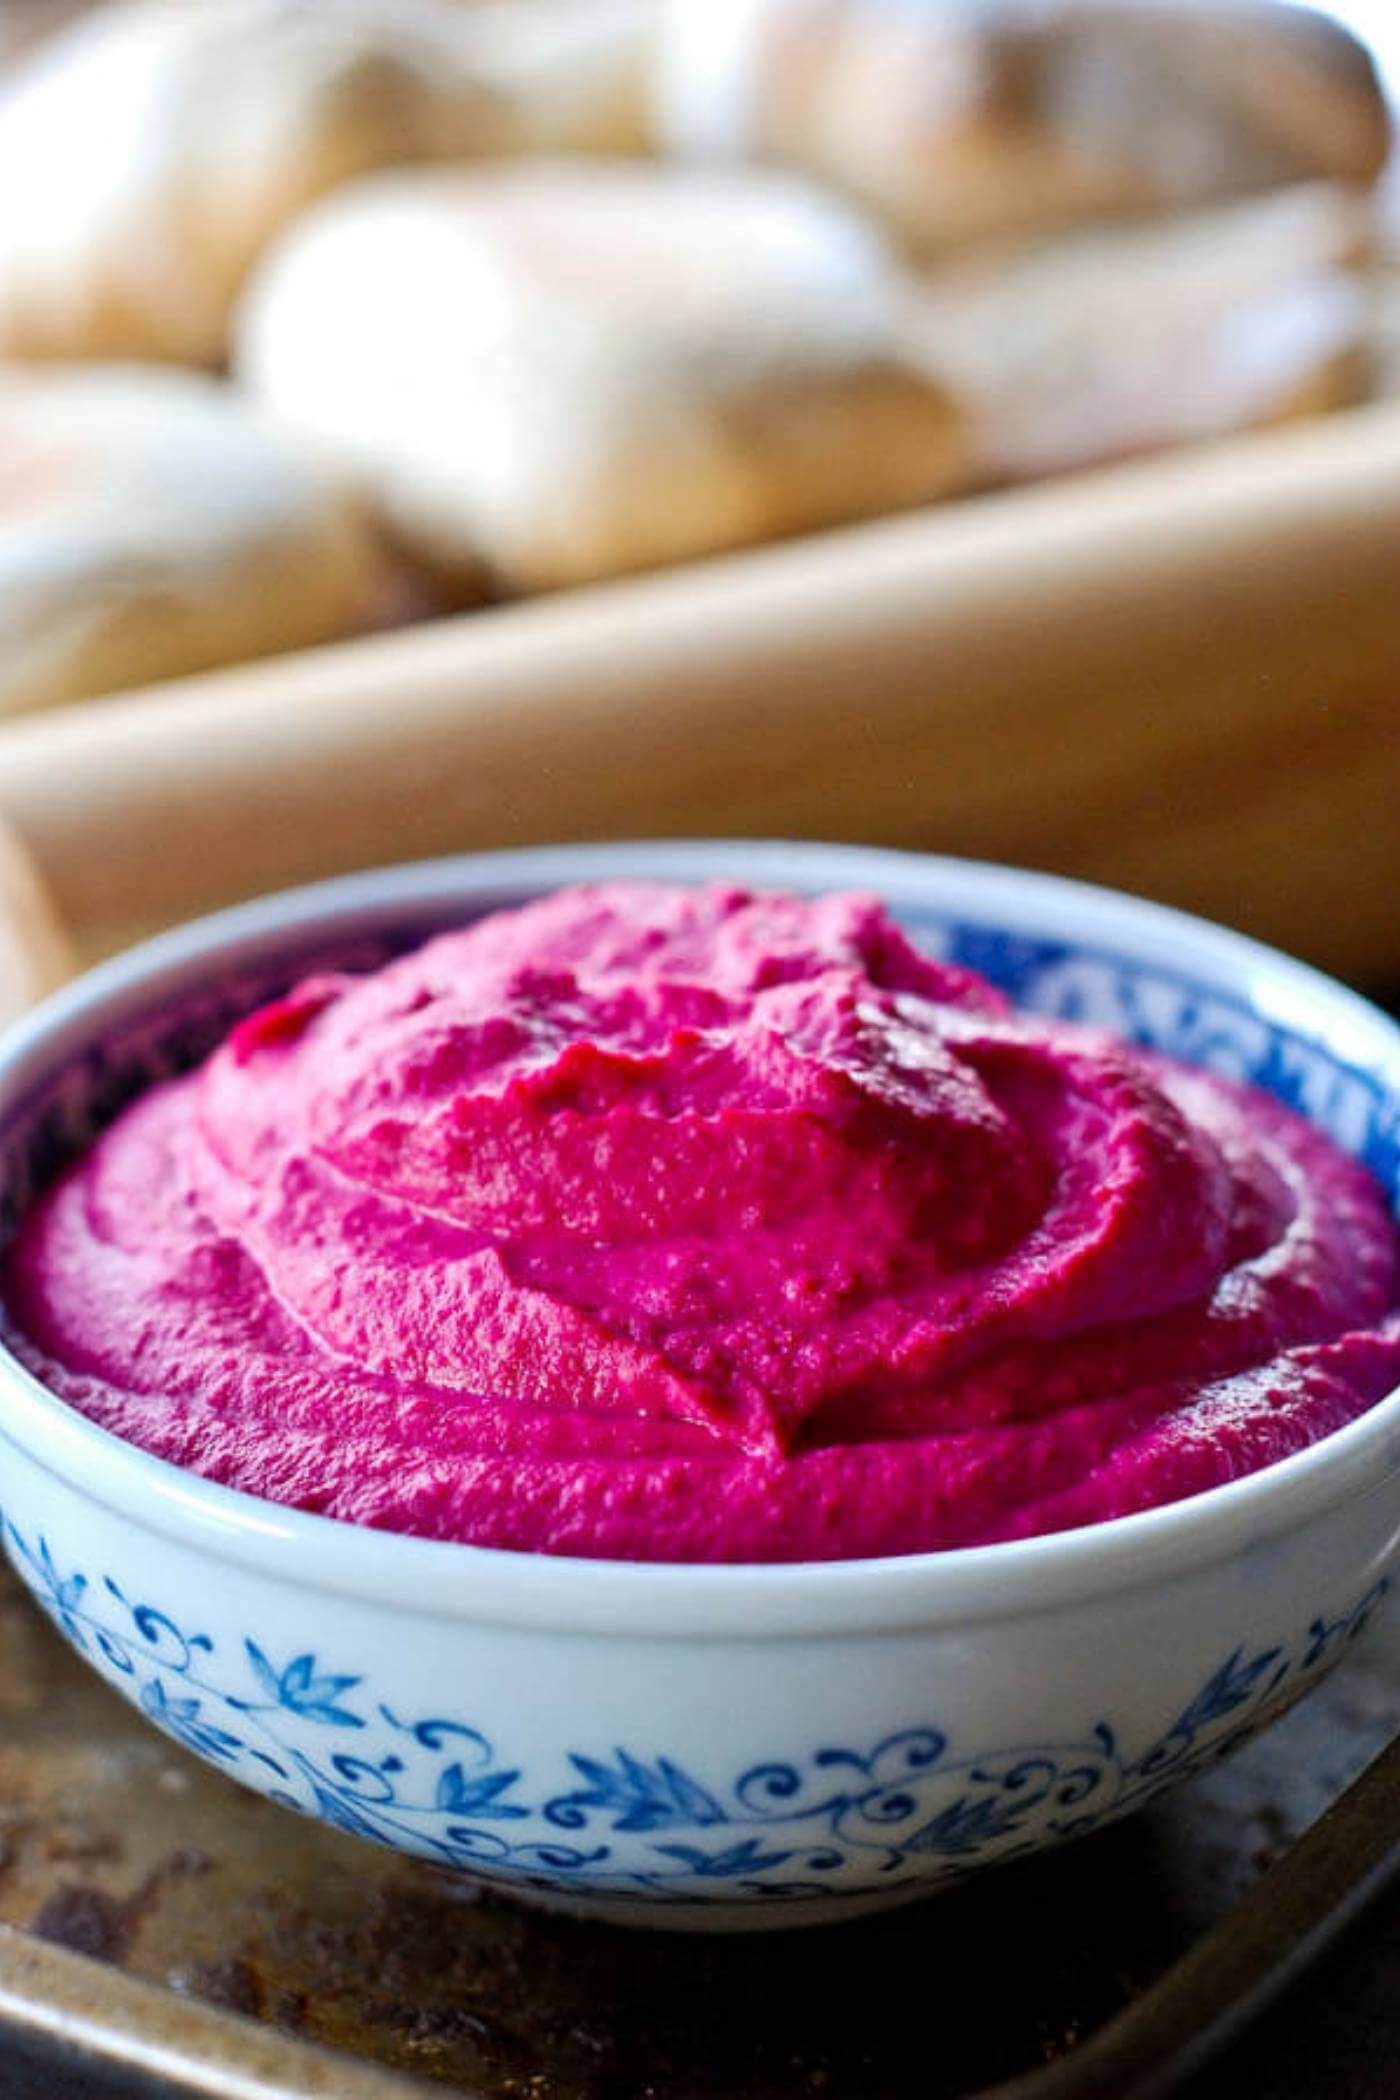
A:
6,883,1400,1562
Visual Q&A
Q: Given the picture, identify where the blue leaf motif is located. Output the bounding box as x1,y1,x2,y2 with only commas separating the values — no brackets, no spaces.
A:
243,1640,285,1705
307,1782,394,1840
140,1678,242,1762
549,1751,726,1833
652,1838,795,1878
51,1574,87,1621
434,1762,528,1820
243,1643,364,1727
904,1791,1029,1858
8,1533,90,1638
1129,1644,1290,1785
94,1632,136,1675
1168,1647,1284,1738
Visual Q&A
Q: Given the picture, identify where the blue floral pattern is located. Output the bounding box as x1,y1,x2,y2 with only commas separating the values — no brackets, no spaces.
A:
0,1508,1386,1907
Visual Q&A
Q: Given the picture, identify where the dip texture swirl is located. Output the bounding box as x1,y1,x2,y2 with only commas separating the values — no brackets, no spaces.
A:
6,882,1399,1562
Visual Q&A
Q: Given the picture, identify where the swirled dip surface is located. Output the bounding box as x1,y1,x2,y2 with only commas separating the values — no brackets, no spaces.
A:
7,884,1400,1561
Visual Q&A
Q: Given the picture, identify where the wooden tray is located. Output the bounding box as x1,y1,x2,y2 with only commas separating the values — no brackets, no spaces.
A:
0,403,1395,981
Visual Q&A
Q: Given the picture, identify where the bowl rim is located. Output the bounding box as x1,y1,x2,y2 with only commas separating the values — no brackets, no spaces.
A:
0,837,1397,1640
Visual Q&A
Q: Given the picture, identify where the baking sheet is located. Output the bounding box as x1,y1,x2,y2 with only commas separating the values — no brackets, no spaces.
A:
0,1558,1394,2099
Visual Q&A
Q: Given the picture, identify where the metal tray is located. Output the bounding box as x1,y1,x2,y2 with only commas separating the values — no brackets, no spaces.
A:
0,1559,1395,2100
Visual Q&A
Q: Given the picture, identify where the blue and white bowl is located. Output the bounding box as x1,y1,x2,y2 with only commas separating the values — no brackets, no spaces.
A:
0,842,1396,1931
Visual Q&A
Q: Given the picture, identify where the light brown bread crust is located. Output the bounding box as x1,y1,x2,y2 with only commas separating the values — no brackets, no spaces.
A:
905,183,1375,482
0,0,514,365
0,366,388,715
236,162,971,593
658,0,1391,255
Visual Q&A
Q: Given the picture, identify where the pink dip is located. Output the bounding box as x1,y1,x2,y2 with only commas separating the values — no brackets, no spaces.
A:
6,883,1399,1562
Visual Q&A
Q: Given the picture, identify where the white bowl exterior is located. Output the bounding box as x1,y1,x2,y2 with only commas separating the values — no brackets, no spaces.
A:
0,841,1396,1928
2,1400,1394,1929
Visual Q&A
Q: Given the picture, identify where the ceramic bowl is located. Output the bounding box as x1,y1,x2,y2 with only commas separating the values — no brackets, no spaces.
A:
0,842,1396,1932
